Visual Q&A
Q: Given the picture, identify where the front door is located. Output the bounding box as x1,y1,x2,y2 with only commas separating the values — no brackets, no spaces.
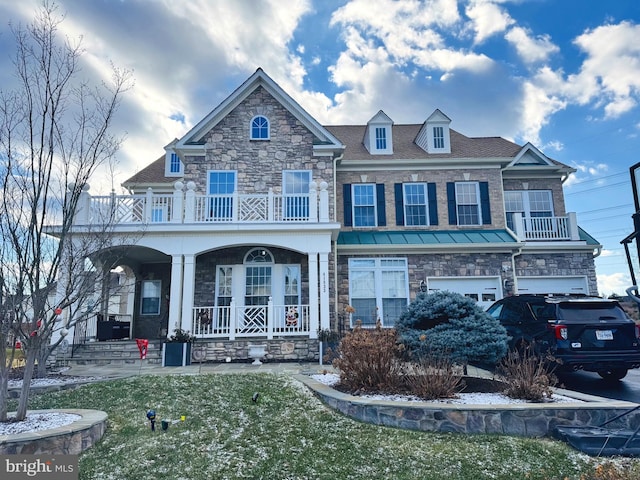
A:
241,249,273,334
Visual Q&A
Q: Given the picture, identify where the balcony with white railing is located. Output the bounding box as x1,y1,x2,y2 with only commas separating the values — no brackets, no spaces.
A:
73,180,331,226
191,301,311,339
511,212,581,242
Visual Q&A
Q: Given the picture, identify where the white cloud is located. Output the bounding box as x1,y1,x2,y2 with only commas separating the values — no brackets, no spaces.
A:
567,21,640,118
504,26,559,64
329,0,493,74
519,69,567,145
597,271,632,297
465,0,514,44
563,162,609,187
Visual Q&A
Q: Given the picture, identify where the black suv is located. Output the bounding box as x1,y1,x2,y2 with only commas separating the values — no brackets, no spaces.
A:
487,295,640,380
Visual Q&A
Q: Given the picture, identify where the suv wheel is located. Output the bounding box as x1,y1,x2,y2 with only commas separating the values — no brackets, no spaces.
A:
597,368,628,381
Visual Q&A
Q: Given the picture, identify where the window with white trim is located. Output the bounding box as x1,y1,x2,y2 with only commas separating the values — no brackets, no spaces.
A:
283,170,311,219
455,182,481,225
375,127,387,150
504,190,553,230
208,171,236,220
169,152,181,173
348,258,409,327
250,115,269,140
433,126,444,149
403,183,428,226
352,184,376,227
140,280,161,315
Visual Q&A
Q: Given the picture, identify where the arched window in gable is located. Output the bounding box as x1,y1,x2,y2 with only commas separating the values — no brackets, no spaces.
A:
250,115,270,140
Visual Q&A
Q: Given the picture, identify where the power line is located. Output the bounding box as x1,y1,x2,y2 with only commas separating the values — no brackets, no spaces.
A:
565,181,630,196
576,204,633,215
567,171,628,187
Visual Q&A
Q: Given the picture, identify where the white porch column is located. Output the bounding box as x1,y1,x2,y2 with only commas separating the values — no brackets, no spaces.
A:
567,212,580,240
169,254,184,336
319,252,330,333
318,181,329,222
308,252,319,339
73,184,91,225
180,254,196,335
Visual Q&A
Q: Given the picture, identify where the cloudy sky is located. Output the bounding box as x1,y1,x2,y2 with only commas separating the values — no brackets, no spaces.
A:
1,0,639,296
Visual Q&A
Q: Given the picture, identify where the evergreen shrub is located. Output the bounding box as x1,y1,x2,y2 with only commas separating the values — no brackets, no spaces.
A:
395,290,508,367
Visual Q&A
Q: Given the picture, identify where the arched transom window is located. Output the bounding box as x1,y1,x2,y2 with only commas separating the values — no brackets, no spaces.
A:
244,248,274,264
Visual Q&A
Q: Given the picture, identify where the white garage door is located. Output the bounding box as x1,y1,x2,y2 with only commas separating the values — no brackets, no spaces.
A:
517,276,589,295
427,276,502,310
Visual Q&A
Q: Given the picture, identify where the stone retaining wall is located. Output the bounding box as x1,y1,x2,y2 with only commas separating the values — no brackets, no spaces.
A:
0,409,107,455
193,338,319,363
296,375,640,438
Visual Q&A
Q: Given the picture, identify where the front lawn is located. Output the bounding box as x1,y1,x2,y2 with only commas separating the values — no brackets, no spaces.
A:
14,373,640,479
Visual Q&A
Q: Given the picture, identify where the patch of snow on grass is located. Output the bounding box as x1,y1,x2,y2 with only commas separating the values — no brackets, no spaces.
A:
311,373,581,404
0,413,81,435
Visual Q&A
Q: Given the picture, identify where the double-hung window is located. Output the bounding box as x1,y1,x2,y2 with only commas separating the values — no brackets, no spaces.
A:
140,280,161,315
169,152,181,174
251,115,269,140
455,182,481,225
352,184,376,227
504,190,553,230
348,258,409,327
283,170,311,220
433,126,444,149
208,171,236,220
403,183,428,226
375,127,387,150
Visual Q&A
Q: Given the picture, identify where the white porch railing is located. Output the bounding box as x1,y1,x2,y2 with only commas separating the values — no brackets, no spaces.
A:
511,212,580,241
191,302,311,339
74,181,330,226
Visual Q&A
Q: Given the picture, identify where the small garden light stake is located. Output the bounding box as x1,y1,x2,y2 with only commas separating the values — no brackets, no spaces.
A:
146,409,156,431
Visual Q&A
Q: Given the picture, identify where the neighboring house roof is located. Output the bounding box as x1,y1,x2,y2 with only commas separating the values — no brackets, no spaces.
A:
124,156,170,188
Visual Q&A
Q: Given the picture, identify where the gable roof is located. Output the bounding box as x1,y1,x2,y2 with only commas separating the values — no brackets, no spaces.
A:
175,68,344,154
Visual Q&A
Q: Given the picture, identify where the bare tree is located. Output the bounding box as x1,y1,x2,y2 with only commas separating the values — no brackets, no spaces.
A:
0,1,132,421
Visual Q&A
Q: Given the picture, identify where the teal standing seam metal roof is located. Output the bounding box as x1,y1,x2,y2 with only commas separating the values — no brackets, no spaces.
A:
337,228,602,247
337,229,518,246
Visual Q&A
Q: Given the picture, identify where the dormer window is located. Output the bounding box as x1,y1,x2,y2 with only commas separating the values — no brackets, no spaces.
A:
433,126,444,149
251,115,270,140
364,110,393,154
164,150,183,177
416,109,452,154
169,153,181,173
375,127,387,150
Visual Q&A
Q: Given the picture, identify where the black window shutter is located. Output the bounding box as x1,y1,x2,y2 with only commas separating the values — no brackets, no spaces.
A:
446,182,457,225
376,184,386,226
394,183,404,226
343,184,352,226
427,183,438,225
480,182,491,225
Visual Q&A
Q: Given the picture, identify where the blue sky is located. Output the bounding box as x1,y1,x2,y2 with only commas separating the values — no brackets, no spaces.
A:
1,0,639,295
